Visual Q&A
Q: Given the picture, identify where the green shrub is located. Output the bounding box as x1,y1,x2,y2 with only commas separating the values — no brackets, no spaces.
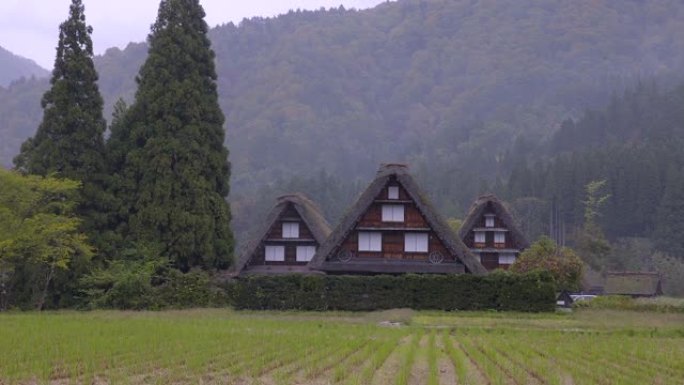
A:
81,261,227,310
573,295,684,313
154,269,228,309
229,271,555,312
79,260,158,310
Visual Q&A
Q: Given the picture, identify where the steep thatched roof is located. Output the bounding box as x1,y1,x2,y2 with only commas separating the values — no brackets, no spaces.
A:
458,194,530,250
310,164,487,275
604,272,663,297
232,193,332,276
581,266,606,294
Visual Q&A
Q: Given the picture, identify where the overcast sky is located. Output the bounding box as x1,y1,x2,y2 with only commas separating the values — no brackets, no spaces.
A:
0,0,386,69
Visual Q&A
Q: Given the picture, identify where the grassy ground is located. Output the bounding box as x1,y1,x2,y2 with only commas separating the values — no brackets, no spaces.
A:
1,308,684,384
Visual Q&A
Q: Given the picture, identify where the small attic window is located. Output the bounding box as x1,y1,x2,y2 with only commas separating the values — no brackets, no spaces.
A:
388,186,399,200
282,222,299,238
382,204,405,222
485,215,495,228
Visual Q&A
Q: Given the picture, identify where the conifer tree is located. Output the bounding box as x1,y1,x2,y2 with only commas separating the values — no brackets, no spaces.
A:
13,0,107,241
117,0,233,270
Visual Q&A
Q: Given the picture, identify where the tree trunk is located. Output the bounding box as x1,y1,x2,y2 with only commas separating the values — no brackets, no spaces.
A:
36,264,55,311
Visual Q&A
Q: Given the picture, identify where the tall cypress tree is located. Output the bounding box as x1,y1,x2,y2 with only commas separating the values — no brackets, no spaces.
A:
117,0,233,270
14,0,106,236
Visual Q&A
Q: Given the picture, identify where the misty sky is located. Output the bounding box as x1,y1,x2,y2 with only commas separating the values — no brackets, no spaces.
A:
0,0,386,69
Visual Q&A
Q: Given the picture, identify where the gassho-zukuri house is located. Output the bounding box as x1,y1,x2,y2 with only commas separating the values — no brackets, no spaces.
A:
308,164,487,275
458,194,530,271
231,164,535,277
232,193,332,276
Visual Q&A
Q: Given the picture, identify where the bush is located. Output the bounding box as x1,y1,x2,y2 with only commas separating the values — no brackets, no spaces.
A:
510,237,583,291
573,295,684,313
154,268,229,309
228,271,556,312
80,261,227,310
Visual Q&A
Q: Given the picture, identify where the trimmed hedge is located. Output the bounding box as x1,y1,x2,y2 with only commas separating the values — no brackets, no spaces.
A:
227,270,556,312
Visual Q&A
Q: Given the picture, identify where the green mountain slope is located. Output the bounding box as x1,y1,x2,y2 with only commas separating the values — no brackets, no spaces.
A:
0,46,49,87
1,0,684,200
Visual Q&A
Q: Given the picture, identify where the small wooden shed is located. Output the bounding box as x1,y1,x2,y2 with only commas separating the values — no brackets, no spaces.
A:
603,272,663,298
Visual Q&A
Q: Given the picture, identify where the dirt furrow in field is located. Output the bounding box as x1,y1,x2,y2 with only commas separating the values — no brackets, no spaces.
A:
435,336,457,385
528,346,599,384
450,338,490,385
491,346,546,385
408,335,429,385
468,341,518,385
371,336,412,385
268,341,368,385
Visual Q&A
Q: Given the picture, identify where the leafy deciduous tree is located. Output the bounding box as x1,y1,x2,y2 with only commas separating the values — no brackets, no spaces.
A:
0,169,92,310
510,236,584,291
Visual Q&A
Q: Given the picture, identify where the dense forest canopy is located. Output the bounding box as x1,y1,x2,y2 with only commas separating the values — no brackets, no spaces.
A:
1,0,684,248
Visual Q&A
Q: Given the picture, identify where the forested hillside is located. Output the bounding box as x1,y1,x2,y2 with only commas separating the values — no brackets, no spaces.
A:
502,83,684,257
2,0,684,244
0,46,49,87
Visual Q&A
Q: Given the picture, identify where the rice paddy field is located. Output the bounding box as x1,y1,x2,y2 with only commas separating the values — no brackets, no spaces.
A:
1,308,684,384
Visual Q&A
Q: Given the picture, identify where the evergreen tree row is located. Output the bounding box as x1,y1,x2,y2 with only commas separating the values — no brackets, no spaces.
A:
500,83,684,257
6,0,233,309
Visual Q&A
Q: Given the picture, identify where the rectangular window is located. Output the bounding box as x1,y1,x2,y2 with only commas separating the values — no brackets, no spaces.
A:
358,232,382,252
282,222,299,238
265,245,285,262
474,231,485,243
296,246,316,262
405,233,429,252
485,217,495,228
499,253,516,265
381,204,405,222
388,186,400,200
494,232,506,244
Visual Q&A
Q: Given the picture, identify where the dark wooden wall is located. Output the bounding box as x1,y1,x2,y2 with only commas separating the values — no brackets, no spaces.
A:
248,203,318,266
336,182,454,262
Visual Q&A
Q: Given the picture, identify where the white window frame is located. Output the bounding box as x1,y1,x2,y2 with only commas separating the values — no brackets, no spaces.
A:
485,217,495,228
381,204,405,222
265,245,285,262
405,233,429,253
499,253,516,265
388,186,400,200
282,222,299,238
296,245,316,262
358,232,382,252
474,231,485,243
494,232,506,244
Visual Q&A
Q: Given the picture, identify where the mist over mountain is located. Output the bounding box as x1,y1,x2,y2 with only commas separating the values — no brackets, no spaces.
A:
0,46,49,87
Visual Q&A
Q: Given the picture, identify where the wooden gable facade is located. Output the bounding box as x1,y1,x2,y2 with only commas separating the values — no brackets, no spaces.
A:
310,164,487,275
232,194,332,276
459,194,530,271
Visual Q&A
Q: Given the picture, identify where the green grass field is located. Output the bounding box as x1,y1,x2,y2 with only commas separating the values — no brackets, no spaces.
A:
1,309,684,384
